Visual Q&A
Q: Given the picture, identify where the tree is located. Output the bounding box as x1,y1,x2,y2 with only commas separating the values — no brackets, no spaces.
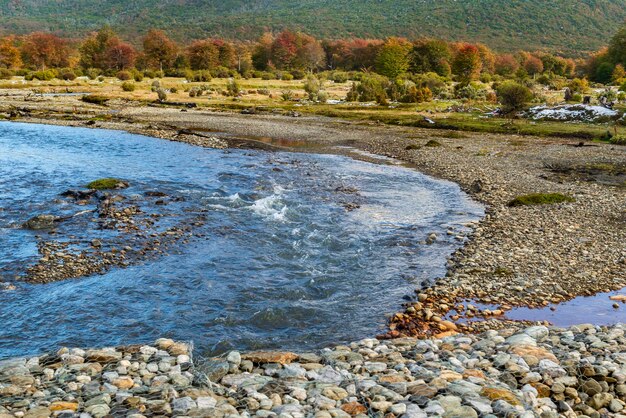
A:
272,30,298,69
104,38,136,70
476,43,495,74
143,29,177,71
20,32,71,69
186,39,219,70
451,44,482,84
612,64,626,83
523,54,544,75
295,34,325,72
375,38,411,78
494,54,519,76
608,24,626,68
0,37,21,69
497,81,533,114
252,32,273,71
409,39,452,76
79,26,116,69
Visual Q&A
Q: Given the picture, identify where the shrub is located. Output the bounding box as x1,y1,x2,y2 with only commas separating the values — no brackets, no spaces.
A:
330,71,349,83
620,81,626,92
257,88,270,95
290,69,306,80
425,139,442,147
304,75,323,100
281,73,294,81
133,71,144,82
317,91,329,103
26,70,56,81
346,75,389,104
507,193,574,207
226,78,240,96
85,68,101,80
610,135,626,145
496,81,533,114
156,89,167,102
261,72,275,80
170,86,178,94
281,90,294,101
81,95,109,106
187,70,212,82
121,82,136,92
0,68,14,80
150,80,161,92
568,78,589,93
97,76,105,82
61,70,77,81
116,70,132,81
455,82,488,100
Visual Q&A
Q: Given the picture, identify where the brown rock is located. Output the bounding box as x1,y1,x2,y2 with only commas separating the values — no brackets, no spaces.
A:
480,387,522,406
406,383,438,398
112,376,135,389
49,402,79,412
341,402,368,416
241,351,298,364
510,345,558,363
463,369,486,379
530,382,551,398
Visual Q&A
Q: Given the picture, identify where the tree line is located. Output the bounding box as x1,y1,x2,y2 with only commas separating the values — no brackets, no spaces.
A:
0,26,583,83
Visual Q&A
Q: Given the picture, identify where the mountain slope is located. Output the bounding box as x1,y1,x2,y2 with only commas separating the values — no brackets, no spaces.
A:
0,0,624,55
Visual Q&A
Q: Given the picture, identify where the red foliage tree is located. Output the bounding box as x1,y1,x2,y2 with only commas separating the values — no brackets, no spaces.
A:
451,43,482,83
104,38,137,70
143,29,178,71
186,39,219,70
20,32,71,69
0,36,22,69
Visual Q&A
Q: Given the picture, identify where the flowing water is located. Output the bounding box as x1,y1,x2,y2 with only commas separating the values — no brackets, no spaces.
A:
0,121,483,359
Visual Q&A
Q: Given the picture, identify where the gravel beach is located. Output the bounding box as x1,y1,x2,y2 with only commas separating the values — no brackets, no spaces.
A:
1,92,625,416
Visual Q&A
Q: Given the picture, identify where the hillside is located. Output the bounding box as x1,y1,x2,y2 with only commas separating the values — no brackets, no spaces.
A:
0,0,624,55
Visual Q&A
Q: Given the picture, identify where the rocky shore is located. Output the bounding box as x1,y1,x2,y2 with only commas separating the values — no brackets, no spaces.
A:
1,92,625,416
2,325,626,417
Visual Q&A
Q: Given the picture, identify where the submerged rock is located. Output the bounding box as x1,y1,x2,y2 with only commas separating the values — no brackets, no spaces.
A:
22,214,57,230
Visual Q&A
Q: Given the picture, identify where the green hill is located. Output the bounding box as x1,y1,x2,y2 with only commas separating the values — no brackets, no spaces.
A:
0,0,624,55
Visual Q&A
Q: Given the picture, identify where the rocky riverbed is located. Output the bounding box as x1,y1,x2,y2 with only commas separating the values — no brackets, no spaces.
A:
0,92,625,416
2,324,626,417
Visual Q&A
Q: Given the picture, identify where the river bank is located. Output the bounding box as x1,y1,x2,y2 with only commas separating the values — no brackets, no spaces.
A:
0,93,625,416
2,325,626,417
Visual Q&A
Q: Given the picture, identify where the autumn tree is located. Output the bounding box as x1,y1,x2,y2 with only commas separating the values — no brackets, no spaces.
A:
104,38,136,70
476,43,495,74
494,54,519,76
0,37,22,69
375,38,411,78
608,24,626,68
271,30,299,69
252,32,274,71
522,54,544,75
409,39,452,76
143,29,177,71
451,44,482,84
186,39,219,70
295,34,325,72
79,26,115,69
20,32,71,69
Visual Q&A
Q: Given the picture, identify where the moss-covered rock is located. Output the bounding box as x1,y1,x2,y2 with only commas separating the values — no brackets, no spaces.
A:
86,178,129,190
508,193,574,207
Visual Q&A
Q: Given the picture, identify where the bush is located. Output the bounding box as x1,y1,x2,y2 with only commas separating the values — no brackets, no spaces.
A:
144,69,164,79
186,70,212,82
281,73,294,81
330,71,349,83
226,78,240,96
281,90,294,101
97,76,105,82
61,70,77,81
26,70,56,81
610,135,626,145
568,78,589,93
455,82,488,100
620,81,626,92
121,82,136,92
290,69,306,80
170,87,178,94
346,75,389,104
81,94,109,106
116,70,132,81
156,89,167,102
150,80,161,92
257,88,270,95
496,81,533,114
508,193,574,207
0,68,14,80
210,66,232,78
261,72,275,80
133,71,144,82
304,75,323,100
84,68,101,80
